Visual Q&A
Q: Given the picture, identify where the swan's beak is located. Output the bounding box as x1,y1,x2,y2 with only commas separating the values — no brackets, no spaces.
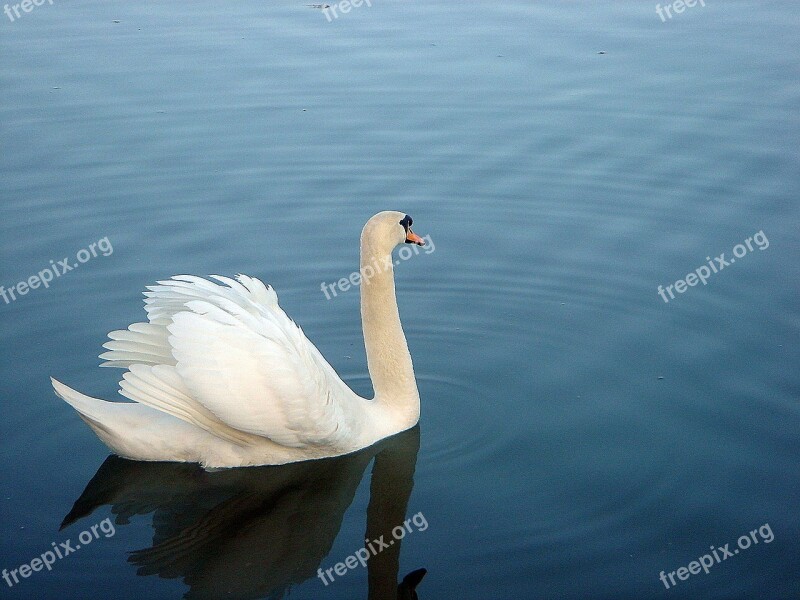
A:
405,230,425,246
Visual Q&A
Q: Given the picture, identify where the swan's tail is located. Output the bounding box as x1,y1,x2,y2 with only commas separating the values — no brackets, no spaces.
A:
51,377,120,441
51,377,204,463
51,377,151,460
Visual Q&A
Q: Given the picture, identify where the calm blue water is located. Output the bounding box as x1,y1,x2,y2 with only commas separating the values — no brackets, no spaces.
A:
1,1,798,599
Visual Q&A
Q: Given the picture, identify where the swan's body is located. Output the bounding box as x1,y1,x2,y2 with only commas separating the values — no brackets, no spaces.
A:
52,211,425,468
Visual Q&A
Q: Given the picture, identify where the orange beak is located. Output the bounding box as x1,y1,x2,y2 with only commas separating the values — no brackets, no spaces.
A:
405,230,425,246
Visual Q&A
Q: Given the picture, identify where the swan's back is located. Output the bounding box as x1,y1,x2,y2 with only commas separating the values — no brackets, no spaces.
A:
54,275,374,467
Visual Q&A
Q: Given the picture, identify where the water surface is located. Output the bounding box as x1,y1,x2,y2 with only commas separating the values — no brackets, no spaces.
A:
1,1,798,598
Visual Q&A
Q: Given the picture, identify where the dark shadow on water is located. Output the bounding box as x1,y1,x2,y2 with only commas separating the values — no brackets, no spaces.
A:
61,426,426,600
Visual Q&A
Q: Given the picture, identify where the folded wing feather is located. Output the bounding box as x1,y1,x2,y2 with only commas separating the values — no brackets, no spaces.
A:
99,275,362,450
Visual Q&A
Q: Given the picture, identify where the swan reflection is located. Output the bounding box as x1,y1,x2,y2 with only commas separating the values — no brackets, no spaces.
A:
61,427,425,599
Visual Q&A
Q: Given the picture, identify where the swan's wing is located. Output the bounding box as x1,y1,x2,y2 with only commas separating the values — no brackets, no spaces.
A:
155,275,364,449
98,274,275,369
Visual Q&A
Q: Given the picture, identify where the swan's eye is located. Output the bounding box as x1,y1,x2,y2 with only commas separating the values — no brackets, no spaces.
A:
399,215,413,231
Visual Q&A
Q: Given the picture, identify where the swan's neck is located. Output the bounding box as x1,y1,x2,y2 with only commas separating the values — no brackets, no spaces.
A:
360,241,420,428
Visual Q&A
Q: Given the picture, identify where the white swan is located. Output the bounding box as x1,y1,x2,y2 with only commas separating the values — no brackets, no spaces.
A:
52,211,425,468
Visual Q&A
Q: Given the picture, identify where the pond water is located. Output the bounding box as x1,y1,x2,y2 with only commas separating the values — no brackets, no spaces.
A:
1,1,798,599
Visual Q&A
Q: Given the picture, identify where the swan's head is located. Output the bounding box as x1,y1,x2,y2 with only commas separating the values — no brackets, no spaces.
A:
362,211,425,255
